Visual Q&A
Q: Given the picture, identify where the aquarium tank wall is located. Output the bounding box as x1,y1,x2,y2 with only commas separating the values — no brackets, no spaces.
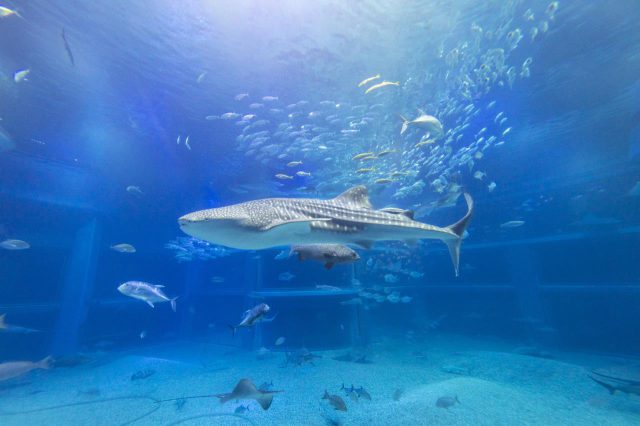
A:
0,1,639,425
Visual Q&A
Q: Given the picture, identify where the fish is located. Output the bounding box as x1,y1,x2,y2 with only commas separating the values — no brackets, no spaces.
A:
287,161,303,167
322,390,347,411
352,152,375,160
278,272,295,281
296,171,311,177
221,112,241,120
393,389,404,401
0,6,21,18
473,171,486,180
364,81,400,94
14,69,30,83
179,186,474,276
377,149,396,157
341,384,372,401
230,303,275,336
357,74,380,87
216,378,282,410
589,366,640,396
126,185,143,196
356,168,375,174
399,111,443,137
275,173,293,180
290,244,359,269
375,178,394,184
196,72,207,83
0,239,30,250
131,369,155,381
500,220,525,229
487,182,496,192
436,395,459,408
275,337,285,346
117,281,178,312
110,243,136,253
0,357,51,382
61,28,75,66
235,93,249,101
0,314,41,334
262,96,279,102
185,135,191,150
384,274,399,284
234,405,250,414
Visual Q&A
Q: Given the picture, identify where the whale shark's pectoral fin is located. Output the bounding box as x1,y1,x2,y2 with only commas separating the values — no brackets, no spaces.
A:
261,218,331,233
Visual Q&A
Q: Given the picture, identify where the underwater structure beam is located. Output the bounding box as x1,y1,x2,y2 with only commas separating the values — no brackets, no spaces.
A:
51,218,102,355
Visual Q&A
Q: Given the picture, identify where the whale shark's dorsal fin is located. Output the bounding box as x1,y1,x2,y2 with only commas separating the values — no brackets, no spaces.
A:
334,186,372,209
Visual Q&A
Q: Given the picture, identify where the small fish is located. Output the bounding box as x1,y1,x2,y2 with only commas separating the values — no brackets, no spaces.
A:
384,274,399,284
234,405,250,414
0,239,30,250
0,6,21,19
400,296,413,303
126,185,143,196
275,173,293,180
185,135,191,150
139,330,147,339
0,357,52,382
357,74,380,87
473,171,486,180
131,369,155,381
287,161,303,167
436,395,460,408
356,168,375,174
234,93,249,101
502,127,512,136
278,272,295,281
377,149,396,157
117,281,178,312
375,178,394,184
0,314,40,334
487,181,497,192
393,388,404,401
216,378,282,410
205,115,218,121
14,69,30,83
296,171,311,177
230,303,276,336
364,81,400,94
352,152,375,160
415,139,436,148
275,336,285,346
110,243,136,253
322,390,347,411
196,72,207,83
221,112,241,120
500,220,525,229
262,96,279,102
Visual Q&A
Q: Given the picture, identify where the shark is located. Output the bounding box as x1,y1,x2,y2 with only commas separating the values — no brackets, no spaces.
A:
179,186,473,276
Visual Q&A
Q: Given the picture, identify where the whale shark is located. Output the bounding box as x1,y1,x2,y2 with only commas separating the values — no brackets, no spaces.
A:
179,186,473,275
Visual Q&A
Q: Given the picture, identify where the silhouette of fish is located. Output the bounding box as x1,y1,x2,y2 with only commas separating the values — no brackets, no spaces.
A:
322,390,347,411
216,378,282,410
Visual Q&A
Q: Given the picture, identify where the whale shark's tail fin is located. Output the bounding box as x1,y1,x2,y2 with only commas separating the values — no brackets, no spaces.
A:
444,193,474,277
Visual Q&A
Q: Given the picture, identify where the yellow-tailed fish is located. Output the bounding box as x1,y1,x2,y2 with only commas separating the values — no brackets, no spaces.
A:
357,74,380,87
365,81,400,95
352,152,375,160
356,168,375,174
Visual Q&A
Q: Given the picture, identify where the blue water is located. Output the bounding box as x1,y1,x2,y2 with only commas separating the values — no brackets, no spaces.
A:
0,1,639,424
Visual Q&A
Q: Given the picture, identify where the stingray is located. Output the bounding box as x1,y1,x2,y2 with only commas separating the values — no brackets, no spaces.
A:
216,378,282,410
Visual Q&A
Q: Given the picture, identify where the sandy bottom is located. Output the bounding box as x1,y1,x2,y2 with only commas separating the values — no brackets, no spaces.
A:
0,334,639,425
